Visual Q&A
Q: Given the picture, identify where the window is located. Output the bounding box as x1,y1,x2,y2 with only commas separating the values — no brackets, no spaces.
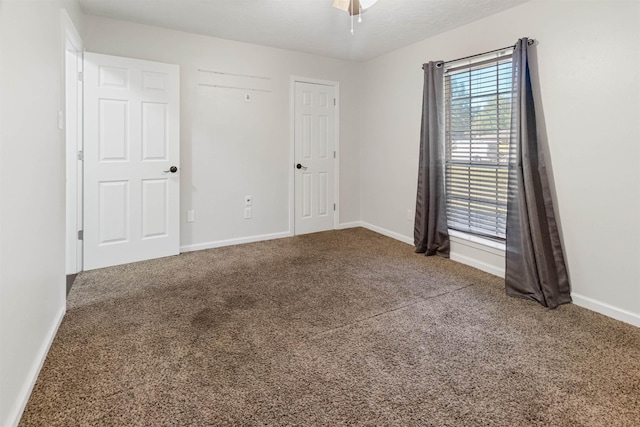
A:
444,52,513,241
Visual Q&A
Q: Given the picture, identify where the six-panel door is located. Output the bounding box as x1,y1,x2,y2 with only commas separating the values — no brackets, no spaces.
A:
84,53,180,270
294,81,336,235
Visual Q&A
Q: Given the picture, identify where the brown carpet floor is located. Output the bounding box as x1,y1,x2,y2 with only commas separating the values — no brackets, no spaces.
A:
20,228,640,426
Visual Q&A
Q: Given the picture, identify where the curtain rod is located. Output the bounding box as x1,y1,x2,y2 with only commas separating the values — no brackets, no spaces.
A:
422,38,535,69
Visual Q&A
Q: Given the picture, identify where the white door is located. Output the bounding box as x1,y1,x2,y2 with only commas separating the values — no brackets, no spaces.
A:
84,53,180,270
294,81,336,235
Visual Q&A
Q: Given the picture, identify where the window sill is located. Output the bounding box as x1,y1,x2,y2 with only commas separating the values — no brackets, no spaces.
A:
448,229,506,255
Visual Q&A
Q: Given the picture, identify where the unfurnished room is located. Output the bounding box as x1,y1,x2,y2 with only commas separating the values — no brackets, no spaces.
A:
0,0,639,426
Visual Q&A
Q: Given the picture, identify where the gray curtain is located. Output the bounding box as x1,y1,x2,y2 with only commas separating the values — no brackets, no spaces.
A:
414,61,449,257
505,38,571,308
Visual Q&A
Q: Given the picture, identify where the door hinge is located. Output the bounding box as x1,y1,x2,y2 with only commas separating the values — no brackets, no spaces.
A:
77,230,83,241
77,151,83,161
333,151,336,159
333,98,336,106
78,71,83,82
333,203,336,211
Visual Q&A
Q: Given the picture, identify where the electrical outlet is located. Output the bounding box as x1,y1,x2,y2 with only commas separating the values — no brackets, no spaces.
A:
407,209,413,221
187,210,195,223
244,207,252,219
245,195,252,206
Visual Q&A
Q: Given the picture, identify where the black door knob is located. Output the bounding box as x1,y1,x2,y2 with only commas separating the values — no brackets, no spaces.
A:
164,166,178,173
296,163,307,170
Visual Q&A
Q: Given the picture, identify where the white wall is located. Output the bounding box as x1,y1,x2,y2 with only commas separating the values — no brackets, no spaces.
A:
0,1,83,426
83,16,363,251
360,0,640,325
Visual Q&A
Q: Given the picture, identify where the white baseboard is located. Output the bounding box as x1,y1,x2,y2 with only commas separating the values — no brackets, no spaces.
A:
571,293,640,328
357,222,506,278
182,225,371,252
180,231,292,253
449,251,505,278
359,222,414,246
8,304,65,427
338,221,364,230
179,225,639,329
354,222,638,328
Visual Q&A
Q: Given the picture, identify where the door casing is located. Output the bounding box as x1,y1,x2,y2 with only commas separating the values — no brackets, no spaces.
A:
63,10,83,275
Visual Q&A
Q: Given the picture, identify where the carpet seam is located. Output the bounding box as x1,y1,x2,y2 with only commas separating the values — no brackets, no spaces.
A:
309,283,475,340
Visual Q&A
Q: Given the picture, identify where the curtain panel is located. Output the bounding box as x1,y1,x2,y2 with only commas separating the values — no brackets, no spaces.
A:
505,38,571,308
414,61,450,257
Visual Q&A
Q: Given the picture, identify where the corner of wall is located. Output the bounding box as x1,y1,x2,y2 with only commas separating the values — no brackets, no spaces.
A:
61,0,85,39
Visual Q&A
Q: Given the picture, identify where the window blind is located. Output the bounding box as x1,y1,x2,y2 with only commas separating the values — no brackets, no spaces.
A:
444,53,513,240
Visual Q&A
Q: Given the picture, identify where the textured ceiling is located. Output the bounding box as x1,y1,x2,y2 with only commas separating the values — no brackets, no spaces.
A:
78,0,530,62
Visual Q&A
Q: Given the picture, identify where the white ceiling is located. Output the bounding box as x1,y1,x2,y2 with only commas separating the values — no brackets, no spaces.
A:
78,0,530,62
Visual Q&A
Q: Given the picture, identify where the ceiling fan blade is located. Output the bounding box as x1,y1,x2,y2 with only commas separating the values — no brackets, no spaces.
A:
332,0,350,12
332,0,364,15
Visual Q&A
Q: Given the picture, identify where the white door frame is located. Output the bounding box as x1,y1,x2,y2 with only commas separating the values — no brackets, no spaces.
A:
289,76,340,235
63,10,83,275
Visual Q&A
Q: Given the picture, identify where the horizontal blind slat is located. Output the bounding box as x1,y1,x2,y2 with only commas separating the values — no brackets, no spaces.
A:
444,55,513,241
